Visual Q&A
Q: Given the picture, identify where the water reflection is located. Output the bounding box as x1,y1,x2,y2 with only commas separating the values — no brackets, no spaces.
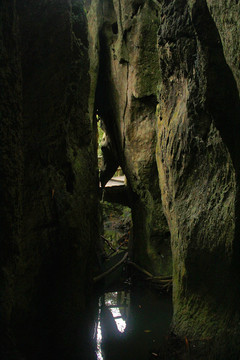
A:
95,291,129,359
96,305,103,360
93,286,172,360
104,291,128,333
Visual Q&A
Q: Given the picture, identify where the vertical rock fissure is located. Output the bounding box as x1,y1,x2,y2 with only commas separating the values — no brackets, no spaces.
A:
91,0,172,278
117,0,124,35
122,62,129,149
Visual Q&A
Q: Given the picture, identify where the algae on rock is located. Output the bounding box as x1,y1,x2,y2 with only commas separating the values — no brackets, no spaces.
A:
88,0,172,277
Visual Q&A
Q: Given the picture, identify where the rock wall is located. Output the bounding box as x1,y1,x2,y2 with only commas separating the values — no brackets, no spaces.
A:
0,1,98,358
157,0,240,356
88,0,240,357
88,0,172,276
1,0,240,358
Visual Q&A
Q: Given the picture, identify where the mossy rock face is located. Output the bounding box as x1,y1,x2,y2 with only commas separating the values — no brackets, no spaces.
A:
88,0,172,276
156,0,240,355
0,0,99,358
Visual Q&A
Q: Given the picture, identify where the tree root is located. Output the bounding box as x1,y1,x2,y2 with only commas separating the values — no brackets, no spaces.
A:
93,253,172,292
127,261,154,278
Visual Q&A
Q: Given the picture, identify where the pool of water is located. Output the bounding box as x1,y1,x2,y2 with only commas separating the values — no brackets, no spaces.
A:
92,284,172,360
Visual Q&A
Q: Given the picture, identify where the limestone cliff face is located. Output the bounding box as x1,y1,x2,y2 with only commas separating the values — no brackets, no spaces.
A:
156,0,240,355
88,0,171,275
0,1,98,358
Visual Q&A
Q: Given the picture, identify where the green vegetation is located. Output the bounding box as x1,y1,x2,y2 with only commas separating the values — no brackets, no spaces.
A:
101,201,132,256
97,115,105,158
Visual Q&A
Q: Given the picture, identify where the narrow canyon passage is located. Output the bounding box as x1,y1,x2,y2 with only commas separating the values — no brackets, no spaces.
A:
91,160,173,358
1,1,240,359
90,122,173,359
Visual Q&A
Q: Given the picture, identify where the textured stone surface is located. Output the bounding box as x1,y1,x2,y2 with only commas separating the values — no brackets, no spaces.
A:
1,0,240,358
156,0,240,356
88,0,240,357
88,0,172,276
0,1,98,358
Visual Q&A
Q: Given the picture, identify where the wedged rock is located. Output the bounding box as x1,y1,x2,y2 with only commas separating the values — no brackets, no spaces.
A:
88,0,172,276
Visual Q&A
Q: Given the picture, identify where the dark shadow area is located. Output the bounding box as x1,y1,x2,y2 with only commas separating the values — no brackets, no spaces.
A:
95,23,124,172
192,0,240,279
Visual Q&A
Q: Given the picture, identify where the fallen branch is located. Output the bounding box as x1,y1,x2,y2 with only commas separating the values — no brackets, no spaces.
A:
115,239,128,253
150,278,172,284
93,252,128,283
147,275,172,281
153,283,172,292
127,261,154,278
128,261,172,285
101,235,116,252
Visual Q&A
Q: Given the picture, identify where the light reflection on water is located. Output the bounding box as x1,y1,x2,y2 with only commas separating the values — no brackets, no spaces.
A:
95,291,129,360
94,286,172,360
96,309,103,360
109,306,126,333
105,291,129,333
